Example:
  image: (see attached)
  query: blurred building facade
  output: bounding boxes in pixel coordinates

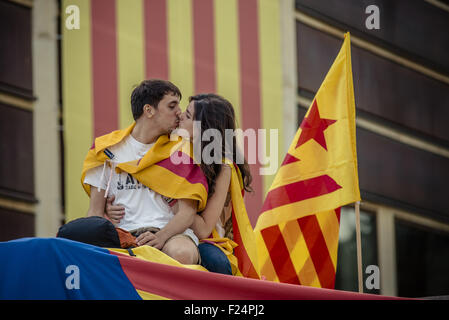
[1,0,448,298]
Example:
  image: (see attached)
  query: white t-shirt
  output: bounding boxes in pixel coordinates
[83,134,198,244]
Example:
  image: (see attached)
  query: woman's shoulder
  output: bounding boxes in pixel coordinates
[218,158,232,171]
[222,158,234,166]
[220,163,232,178]
[222,162,232,169]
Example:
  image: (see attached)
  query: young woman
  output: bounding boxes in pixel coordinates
[177,94,252,274]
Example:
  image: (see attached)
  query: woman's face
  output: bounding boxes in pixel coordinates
[178,101,195,139]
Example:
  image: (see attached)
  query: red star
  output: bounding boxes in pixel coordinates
[296,100,336,150]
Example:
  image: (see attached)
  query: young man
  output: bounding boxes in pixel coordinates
[83,79,200,264]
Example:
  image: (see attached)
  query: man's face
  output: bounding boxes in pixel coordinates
[152,93,181,133]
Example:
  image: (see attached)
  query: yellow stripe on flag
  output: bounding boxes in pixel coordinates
[281,219,321,287]
[316,210,340,270]
[167,0,194,107]
[258,0,283,197]
[255,231,279,282]
[256,190,342,232]
[136,289,170,300]
[110,246,208,272]
[62,0,93,222]
[280,220,313,284]
[214,0,241,125]
[298,257,321,287]
[116,0,145,129]
[229,164,259,276]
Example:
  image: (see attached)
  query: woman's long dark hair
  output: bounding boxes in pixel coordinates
[189,94,252,199]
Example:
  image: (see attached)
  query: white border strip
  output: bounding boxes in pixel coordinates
[0,196,35,214]
[362,200,449,234]
[425,0,449,13]
[0,93,33,111]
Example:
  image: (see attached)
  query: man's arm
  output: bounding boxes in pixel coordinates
[86,187,107,218]
[84,165,109,219]
[136,198,197,249]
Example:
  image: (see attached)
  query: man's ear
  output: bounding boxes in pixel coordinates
[144,104,155,118]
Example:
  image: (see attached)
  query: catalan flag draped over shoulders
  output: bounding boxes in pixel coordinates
[81,123,209,211]
[228,163,260,279]
[254,33,361,288]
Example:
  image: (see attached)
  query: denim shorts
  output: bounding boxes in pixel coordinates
[198,242,232,275]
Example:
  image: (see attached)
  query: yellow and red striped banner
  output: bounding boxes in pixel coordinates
[254,33,361,288]
[80,126,209,211]
[62,0,283,223]
[2,237,408,299]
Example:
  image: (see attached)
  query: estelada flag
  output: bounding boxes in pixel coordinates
[254,33,361,288]
[81,123,209,211]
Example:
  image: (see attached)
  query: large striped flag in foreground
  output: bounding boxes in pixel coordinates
[0,237,403,300]
[254,33,361,288]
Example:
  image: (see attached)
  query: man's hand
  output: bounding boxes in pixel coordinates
[136,231,169,250]
[135,198,198,250]
[105,195,125,224]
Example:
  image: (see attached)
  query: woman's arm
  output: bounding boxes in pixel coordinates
[144,199,198,250]
[190,165,231,239]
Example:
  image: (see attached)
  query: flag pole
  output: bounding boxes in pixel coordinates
[355,201,363,293]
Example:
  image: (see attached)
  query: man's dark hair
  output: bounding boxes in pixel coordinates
[130,79,182,120]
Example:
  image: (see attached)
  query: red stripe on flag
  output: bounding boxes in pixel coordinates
[232,207,259,279]
[109,250,392,299]
[91,0,119,137]
[144,0,168,79]
[281,153,301,166]
[193,0,216,93]
[155,151,208,192]
[261,175,342,213]
[298,215,336,289]
[260,225,301,284]
[238,0,263,226]
[335,207,341,224]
